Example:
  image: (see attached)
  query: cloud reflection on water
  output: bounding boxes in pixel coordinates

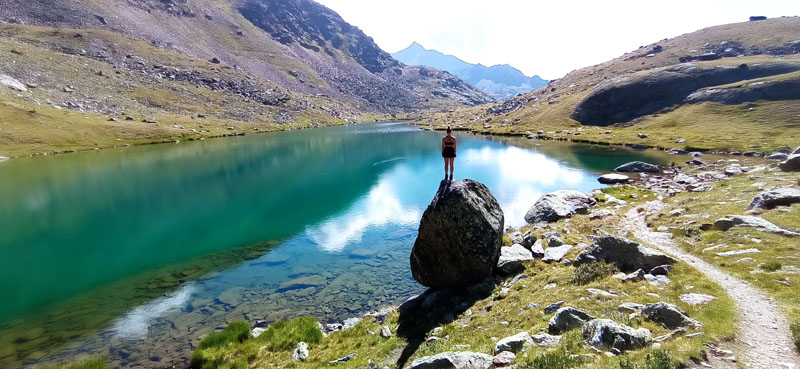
[109,283,196,340]
[305,144,589,252]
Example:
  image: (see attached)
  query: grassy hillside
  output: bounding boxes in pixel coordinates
[420,18,800,152]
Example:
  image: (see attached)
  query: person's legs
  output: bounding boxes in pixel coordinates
[443,157,449,178]
[447,157,454,178]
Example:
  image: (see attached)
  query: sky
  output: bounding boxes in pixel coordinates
[315,0,798,80]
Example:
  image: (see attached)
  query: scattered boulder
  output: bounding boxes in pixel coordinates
[621,269,646,283]
[644,274,671,286]
[598,173,631,184]
[531,333,561,347]
[380,326,392,338]
[409,351,493,369]
[329,353,357,364]
[642,302,700,329]
[542,245,573,263]
[748,188,800,210]
[543,301,565,314]
[794,146,800,155]
[529,240,545,258]
[492,351,515,367]
[277,275,325,292]
[614,161,660,173]
[589,209,615,220]
[548,307,595,334]
[496,244,533,274]
[649,265,672,276]
[524,190,596,223]
[574,235,677,272]
[411,180,504,288]
[717,248,761,257]
[618,303,646,314]
[582,319,652,352]
[779,155,800,172]
[292,342,309,361]
[767,153,789,160]
[714,215,799,237]
[1,74,27,92]
[680,294,716,305]
[494,332,533,354]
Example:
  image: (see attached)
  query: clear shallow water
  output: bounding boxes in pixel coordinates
[0,122,673,367]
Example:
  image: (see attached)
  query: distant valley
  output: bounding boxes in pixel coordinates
[392,42,547,99]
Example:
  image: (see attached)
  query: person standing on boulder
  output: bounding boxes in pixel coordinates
[442,126,457,180]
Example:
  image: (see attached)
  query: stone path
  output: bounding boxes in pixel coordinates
[622,201,800,369]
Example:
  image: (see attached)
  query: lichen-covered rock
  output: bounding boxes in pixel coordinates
[524,190,596,223]
[748,188,800,209]
[642,302,700,329]
[582,319,652,352]
[494,332,533,354]
[496,244,534,274]
[614,161,660,173]
[411,180,504,288]
[574,235,677,272]
[542,245,573,263]
[409,351,493,369]
[548,307,595,334]
[292,342,309,361]
[714,215,799,237]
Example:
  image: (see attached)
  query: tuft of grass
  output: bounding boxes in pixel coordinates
[520,350,585,369]
[792,320,800,352]
[618,350,676,369]
[197,320,251,350]
[35,357,106,369]
[257,316,323,351]
[571,262,618,285]
[759,261,782,272]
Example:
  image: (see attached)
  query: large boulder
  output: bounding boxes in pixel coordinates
[574,235,677,272]
[548,307,595,334]
[411,180,504,288]
[614,161,660,173]
[409,351,493,369]
[779,154,800,172]
[496,245,534,274]
[642,302,700,329]
[582,319,651,352]
[524,190,596,223]
[542,245,573,263]
[749,188,800,209]
[714,215,799,237]
[598,173,631,184]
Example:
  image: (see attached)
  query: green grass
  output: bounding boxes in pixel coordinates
[35,357,106,369]
[197,320,251,350]
[519,350,585,369]
[257,317,323,351]
[618,350,676,369]
[759,261,783,272]
[571,263,618,285]
[792,320,800,352]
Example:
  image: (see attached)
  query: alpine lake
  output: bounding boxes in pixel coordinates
[0,122,677,368]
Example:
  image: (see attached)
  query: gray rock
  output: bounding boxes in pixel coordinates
[409,351,493,369]
[329,353,357,364]
[524,190,596,223]
[587,288,617,298]
[251,327,266,338]
[644,274,671,286]
[794,146,800,155]
[543,245,573,263]
[292,342,309,361]
[615,161,661,173]
[598,174,631,184]
[509,232,524,246]
[582,319,652,352]
[0,74,26,92]
[530,240,545,258]
[0,156,9,162]
[496,244,533,274]
[749,188,800,209]
[621,269,645,283]
[343,317,362,330]
[411,180,504,288]
[649,265,672,276]
[546,235,565,247]
[717,248,761,257]
[779,154,800,172]
[452,344,471,350]
[543,301,565,314]
[714,215,799,237]
[766,153,789,160]
[494,332,533,354]
[548,307,595,334]
[574,235,677,272]
[642,302,700,329]
[531,333,561,347]
[277,275,325,292]
[492,351,515,367]
[589,209,615,220]
[380,326,392,338]
[680,293,716,305]
[618,302,646,313]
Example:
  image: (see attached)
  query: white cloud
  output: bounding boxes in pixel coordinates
[317,0,798,79]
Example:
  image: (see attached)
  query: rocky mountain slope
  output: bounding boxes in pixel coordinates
[422,17,800,152]
[0,0,490,157]
[393,42,547,99]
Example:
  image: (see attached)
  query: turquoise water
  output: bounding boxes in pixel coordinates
[0,122,672,367]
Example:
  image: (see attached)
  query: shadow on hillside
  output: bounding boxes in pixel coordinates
[394,277,494,368]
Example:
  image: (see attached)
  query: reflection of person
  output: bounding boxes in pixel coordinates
[441,126,457,180]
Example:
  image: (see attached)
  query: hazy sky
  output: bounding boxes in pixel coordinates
[315,0,797,80]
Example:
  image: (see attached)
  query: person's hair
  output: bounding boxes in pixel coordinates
[446,126,452,134]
